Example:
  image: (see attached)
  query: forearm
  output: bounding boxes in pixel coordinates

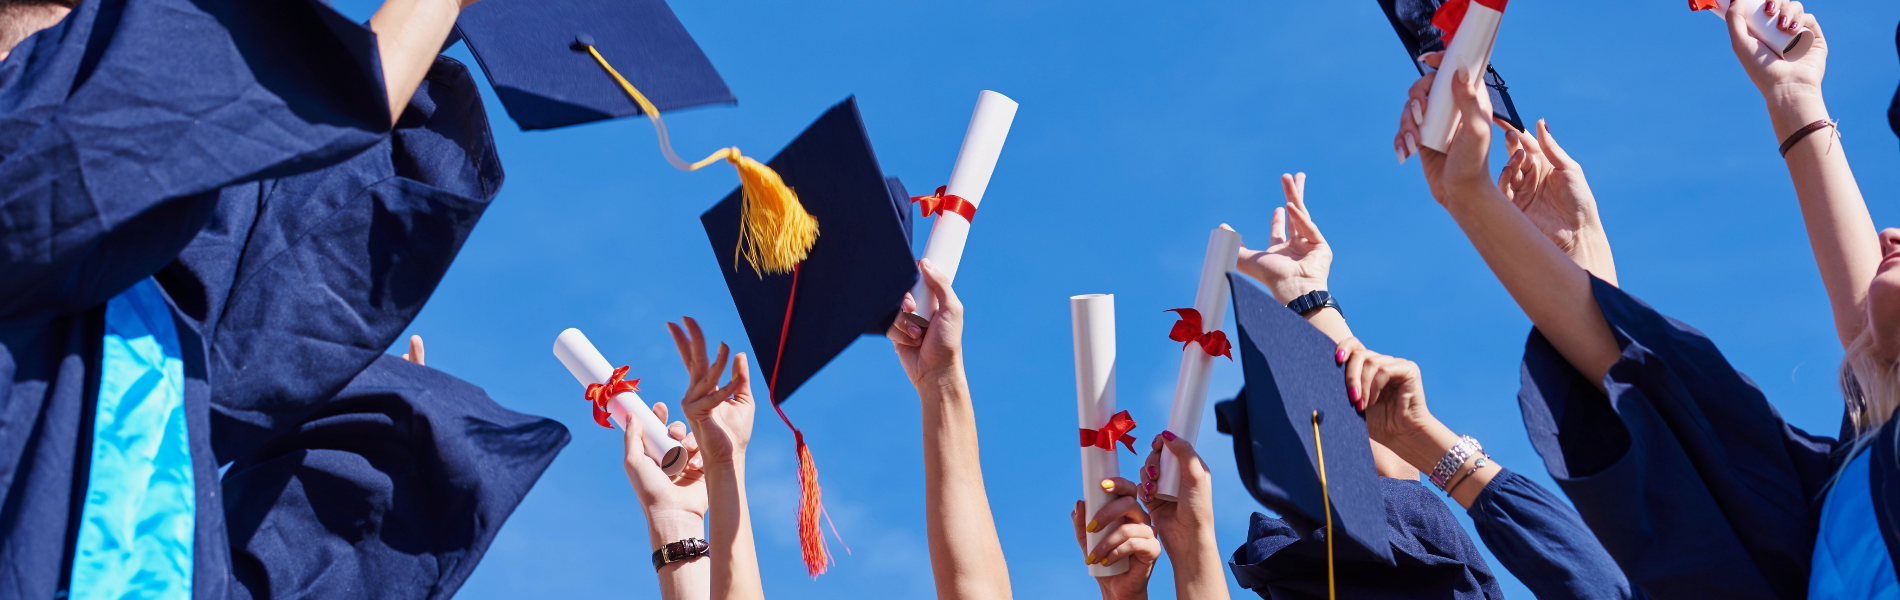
[1768,90,1878,348]
[705,460,764,600]
[648,511,711,600]
[1384,417,1499,510]
[919,364,1012,600]
[368,0,463,125]
[1169,529,1231,600]
[1571,228,1619,288]
[1444,186,1620,386]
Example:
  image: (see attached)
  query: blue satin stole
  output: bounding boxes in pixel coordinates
[1810,448,1900,599]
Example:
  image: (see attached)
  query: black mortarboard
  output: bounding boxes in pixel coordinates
[1889,22,1899,142]
[701,96,916,405]
[455,0,735,131]
[698,96,915,577]
[1214,273,1393,566]
[1375,0,1525,132]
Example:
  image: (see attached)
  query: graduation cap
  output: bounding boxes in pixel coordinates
[1214,273,1394,572]
[699,96,917,577]
[1375,0,1525,131]
[457,0,819,277]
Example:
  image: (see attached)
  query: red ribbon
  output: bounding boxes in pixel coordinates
[583,365,640,429]
[1167,308,1232,360]
[1687,0,1718,10]
[1081,410,1139,454]
[1430,0,1509,45]
[911,186,977,223]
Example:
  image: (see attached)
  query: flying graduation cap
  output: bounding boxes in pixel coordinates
[457,0,821,277]
[1214,274,1393,573]
[700,96,918,577]
[1375,0,1526,131]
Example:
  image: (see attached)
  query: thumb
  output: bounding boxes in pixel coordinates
[623,417,673,492]
[918,259,962,319]
[1450,69,1493,150]
[1725,0,1763,58]
[1158,431,1210,481]
[1536,119,1579,170]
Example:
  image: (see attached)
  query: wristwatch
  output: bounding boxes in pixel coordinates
[652,537,710,571]
[1285,290,1341,317]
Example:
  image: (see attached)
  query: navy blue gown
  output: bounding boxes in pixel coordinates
[1469,468,1642,600]
[0,1,568,597]
[1516,276,1861,600]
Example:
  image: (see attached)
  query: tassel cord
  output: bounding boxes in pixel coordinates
[582,44,730,172]
[1312,411,1334,600]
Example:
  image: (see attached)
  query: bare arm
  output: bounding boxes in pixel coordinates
[367,0,468,126]
[673,319,765,600]
[889,260,1012,600]
[1408,68,1623,387]
[1726,2,1877,348]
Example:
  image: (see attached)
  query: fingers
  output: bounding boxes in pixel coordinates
[1344,346,1370,410]
[667,321,698,380]
[1071,500,1088,550]
[1090,494,1150,534]
[1155,430,1210,484]
[723,353,752,404]
[1448,68,1493,153]
[1775,1,1805,33]
[621,416,671,491]
[888,293,924,347]
[1418,50,1443,70]
[1268,206,1287,248]
[684,316,708,374]
[707,342,732,388]
[652,401,668,423]
[917,258,962,319]
[1398,70,1435,163]
[1089,523,1160,567]
[667,419,689,442]
[1725,0,1764,58]
[1536,119,1579,170]
[403,335,425,365]
[1365,356,1415,412]
[1280,172,1303,207]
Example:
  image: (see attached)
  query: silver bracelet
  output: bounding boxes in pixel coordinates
[1430,436,1482,491]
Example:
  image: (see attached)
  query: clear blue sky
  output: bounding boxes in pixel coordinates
[330,0,1900,597]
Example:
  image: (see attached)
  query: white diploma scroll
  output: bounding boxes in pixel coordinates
[909,90,1018,321]
[1419,0,1505,152]
[552,328,686,476]
[1707,0,1812,61]
[1071,294,1129,578]
[1156,226,1242,502]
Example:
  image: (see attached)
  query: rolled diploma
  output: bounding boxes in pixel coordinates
[1708,0,1812,61]
[1418,0,1504,152]
[910,90,1018,320]
[552,328,685,476]
[1072,294,1129,578]
[1156,226,1241,502]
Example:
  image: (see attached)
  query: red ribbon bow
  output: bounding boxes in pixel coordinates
[1430,0,1509,45]
[1080,410,1139,453]
[911,186,977,223]
[583,365,641,429]
[1167,308,1232,360]
[1687,0,1718,10]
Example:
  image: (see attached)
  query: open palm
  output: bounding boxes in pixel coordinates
[1237,173,1332,304]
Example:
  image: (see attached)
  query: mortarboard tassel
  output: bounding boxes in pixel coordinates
[1311,410,1335,600]
[767,263,845,577]
[581,41,819,276]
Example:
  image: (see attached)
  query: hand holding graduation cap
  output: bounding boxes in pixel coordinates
[1237,173,1332,305]
[887,259,965,388]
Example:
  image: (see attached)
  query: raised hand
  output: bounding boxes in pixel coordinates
[1071,481,1159,600]
[1497,119,1618,285]
[1412,67,1501,206]
[623,402,708,519]
[669,317,753,466]
[886,258,965,389]
[1728,0,1825,107]
[400,334,425,365]
[1237,173,1333,304]
[1338,341,1436,449]
[1136,432,1230,600]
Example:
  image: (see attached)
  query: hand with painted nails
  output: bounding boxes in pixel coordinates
[1402,63,1502,208]
[887,258,965,389]
[1138,432,1231,600]
[1393,51,1442,166]
[1727,1,1826,108]
[1070,479,1159,600]
[1236,173,1333,305]
[670,317,754,466]
[1338,342,1439,457]
[1496,119,1618,286]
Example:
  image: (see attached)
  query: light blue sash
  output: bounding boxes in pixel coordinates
[69,278,194,600]
[1809,449,1899,599]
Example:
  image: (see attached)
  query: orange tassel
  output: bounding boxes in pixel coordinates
[791,427,830,577]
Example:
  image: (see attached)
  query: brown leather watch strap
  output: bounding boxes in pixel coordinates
[651,537,710,571]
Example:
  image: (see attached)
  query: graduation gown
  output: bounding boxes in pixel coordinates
[1516,276,1863,600]
[0,1,569,595]
[1468,468,1642,600]
[1229,476,1506,600]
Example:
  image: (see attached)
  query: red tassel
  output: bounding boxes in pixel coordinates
[790,426,829,577]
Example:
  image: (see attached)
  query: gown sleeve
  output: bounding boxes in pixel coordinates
[1517,276,1841,600]
[218,355,569,600]
[154,55,502,464]
[0,0,390,323]
[1467,467,1643,600]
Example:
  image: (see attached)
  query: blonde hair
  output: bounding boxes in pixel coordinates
[1840,329,1900,437]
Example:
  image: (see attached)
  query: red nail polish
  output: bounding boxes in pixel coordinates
[1162,430,1177,441]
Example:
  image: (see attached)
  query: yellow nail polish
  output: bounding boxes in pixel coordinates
[1100,479,1114,491]
[1086,519,1099,533]
[1085,553,1095,565]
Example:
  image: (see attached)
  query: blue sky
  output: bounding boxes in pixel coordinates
[330,0,1900,597]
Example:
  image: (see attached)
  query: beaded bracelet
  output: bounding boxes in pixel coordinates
[1430,436,1481,491]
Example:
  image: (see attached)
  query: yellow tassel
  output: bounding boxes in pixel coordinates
[1313,410,1334,600]
[582,43,819,276]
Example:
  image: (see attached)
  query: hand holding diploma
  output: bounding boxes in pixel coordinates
[906,91,1018,327]
[1156,225,1240,502]
[1699,0,1814,61]
[1418,0,1506,152]
[554,328,687,476]
[1072,293,1131,577]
